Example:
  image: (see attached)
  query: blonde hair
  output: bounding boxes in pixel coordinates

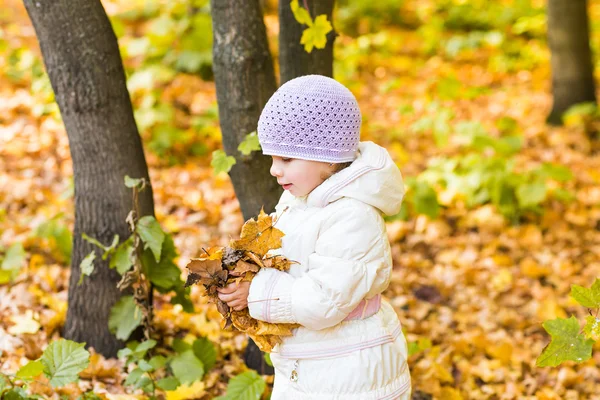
[321,161,353,181]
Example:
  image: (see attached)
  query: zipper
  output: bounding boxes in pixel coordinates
[289,359,299,382]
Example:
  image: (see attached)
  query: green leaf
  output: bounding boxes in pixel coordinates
[3,388,28,400]
[216,370,266,400]
[117,347,133,360]
[156,376,180,391]
[142,235,181,291]
[35,217,72,262]
[124,368,144,386]
[171,286,194,313]
[138,359,154,372]
[192,337,217,372]
[408,337,432,356]
[411,181,440,219]
[584,315,600,340]
[536,316,594,367]
[81,233,109,252]
[108,296,143,341]
[16,360,44,379]
[136,216,165,262]
[78,251,96,285]
[0,373,10,392]
[552,188,575,202]
[537,163,573,182]
[516,181,547,208]
[110,238,134,275]
[571,279,600,308]
[134,339,158,355]
[238,131,261,156]
[264,353,272,367]
[149,355,167,370]
[172,338,192,353]
[300,15,332,53]
[40,339,90,387]
[290,0,313,26]
[1,243,26,271]
[211,150,236,175]
[124,175,145,189]
[170,350,204,385]
[136,375,154,392]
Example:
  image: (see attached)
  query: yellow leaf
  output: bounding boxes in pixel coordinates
[166,381,206,400]
[433,363,454,384]
[262,255,295,271]
[300,15,332,53]
[440,387,464,400]
[486,340,513,364]
[536,298,567,321]
[290,0,313,26]
[230,210,284,257]
[492,254,513,267]
[230,309,299,352]
[8,310,41,335]
[520,257,551,278]
[490,269,513,292]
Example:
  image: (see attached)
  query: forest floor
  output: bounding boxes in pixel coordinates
[3,0,600,399]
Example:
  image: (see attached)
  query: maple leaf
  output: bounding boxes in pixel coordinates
[185,257,227,287]
[300,15,332,53]
[230,209,284,257]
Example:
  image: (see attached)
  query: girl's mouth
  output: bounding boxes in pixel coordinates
[282,184,292,190]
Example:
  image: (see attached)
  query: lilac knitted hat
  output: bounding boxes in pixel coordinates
[257,75,362,163]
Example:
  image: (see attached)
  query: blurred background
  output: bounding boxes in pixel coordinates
[2,0,600,398]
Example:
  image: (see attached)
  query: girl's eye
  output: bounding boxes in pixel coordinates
[281,158,292,162]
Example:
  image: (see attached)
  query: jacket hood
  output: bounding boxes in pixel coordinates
[303,141,405,216]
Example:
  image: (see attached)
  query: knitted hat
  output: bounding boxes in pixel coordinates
[257,75,362,163]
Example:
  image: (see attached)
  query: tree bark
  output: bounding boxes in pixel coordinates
[279,0,336,84]
[210,0,282,220]
[210,0,281,374]
[23,0,154,357]
[547,0,596,125]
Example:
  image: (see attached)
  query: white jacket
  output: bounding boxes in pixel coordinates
[248,142,411,399]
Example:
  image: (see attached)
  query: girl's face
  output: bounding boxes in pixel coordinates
[270,156,334,197]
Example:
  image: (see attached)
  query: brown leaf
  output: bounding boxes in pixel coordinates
[230,209,284,257]
[222,247,245,267]
[244,251,265,268]
[262,255,295,271]
[186,258,225,286]
[216,298,230,317]
[229,260,260,277]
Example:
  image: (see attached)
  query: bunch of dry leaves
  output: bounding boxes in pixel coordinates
[184,210,298,352]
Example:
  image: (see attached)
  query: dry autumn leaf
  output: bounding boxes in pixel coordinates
[184,211,297,351]
[229,209,284,257]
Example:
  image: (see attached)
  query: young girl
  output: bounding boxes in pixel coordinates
[218,75,411,399]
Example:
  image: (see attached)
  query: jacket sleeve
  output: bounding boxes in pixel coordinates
[247,204,391,330]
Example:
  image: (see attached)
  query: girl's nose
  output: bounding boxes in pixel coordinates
[270,162,281,177]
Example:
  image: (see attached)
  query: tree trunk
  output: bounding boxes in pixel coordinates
[210,0,282,220]
[279,0,336,84]
[210,0,281,374]
[547,0,596,125]
[23,0,154,357]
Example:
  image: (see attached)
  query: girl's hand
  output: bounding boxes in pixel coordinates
[217,281,250,311]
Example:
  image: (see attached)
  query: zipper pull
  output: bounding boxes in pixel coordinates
[289,360,299,382]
